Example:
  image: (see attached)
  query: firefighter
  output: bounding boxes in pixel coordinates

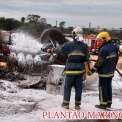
[0,31,10,77]
[48,27,90,109]
[91,31,119,109]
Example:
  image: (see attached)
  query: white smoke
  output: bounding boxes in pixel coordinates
[10,32,42,54]
[17,53,26,66]
[25,54,33,65]
[34,55,42,65]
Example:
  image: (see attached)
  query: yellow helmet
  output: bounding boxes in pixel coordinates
[97,31,111,42]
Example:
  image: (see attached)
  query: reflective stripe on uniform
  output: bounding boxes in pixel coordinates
[68,52,85,57]
[106,54,117,59]
[75,101,81,106]
[64,70,85,75]
[107,101,112,104]
[100,102,108,105]
[75,101,81,104]
[99,73,114,78]
[63,100,70,103]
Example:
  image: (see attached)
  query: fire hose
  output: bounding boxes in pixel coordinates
[115,68,122,78]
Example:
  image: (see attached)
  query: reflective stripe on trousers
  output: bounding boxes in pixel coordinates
[64,70,85,75]
[99,73,114,78]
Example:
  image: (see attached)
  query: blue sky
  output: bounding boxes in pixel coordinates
[0,0,122,28]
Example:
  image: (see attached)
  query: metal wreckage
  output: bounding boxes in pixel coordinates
[0,28,69,92]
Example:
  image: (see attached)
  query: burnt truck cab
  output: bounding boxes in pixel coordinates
[90,38,121,54]
[90,39,103,54]
[0,31,11,76]
[0,44,10,71]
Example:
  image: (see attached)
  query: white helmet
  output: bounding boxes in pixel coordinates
[72,27,83,36]
[72,27,83,41]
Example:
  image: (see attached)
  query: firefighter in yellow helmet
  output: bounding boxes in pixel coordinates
[91,31,119,109]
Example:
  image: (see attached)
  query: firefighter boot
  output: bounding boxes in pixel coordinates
[75,105,81,110]
[107,103,111,108]
[95,104,107,109]
[61,103,69,109]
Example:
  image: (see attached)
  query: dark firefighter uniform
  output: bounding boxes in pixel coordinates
[55,40,90,109]
[92,32,119,109]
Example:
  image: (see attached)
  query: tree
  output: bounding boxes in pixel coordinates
[59,21,66,32]
[5,18,21,30]
[27,14,40,24]
[0,17,6,29]
[40,18,47,24]
[59,21,66,28]
[21,17,25,23]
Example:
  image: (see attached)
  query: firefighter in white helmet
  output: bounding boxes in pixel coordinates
[72,26,84,41]
[47,26,90,110]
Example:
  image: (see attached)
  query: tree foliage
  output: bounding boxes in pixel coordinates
[27,14,40,24]
[0,17,21,31]
[21,17,25,23]
[1,15,122,40]
[5,18,21,30]
[0,17,6,29]
[0,15,51,38]
[59,21,65,28]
